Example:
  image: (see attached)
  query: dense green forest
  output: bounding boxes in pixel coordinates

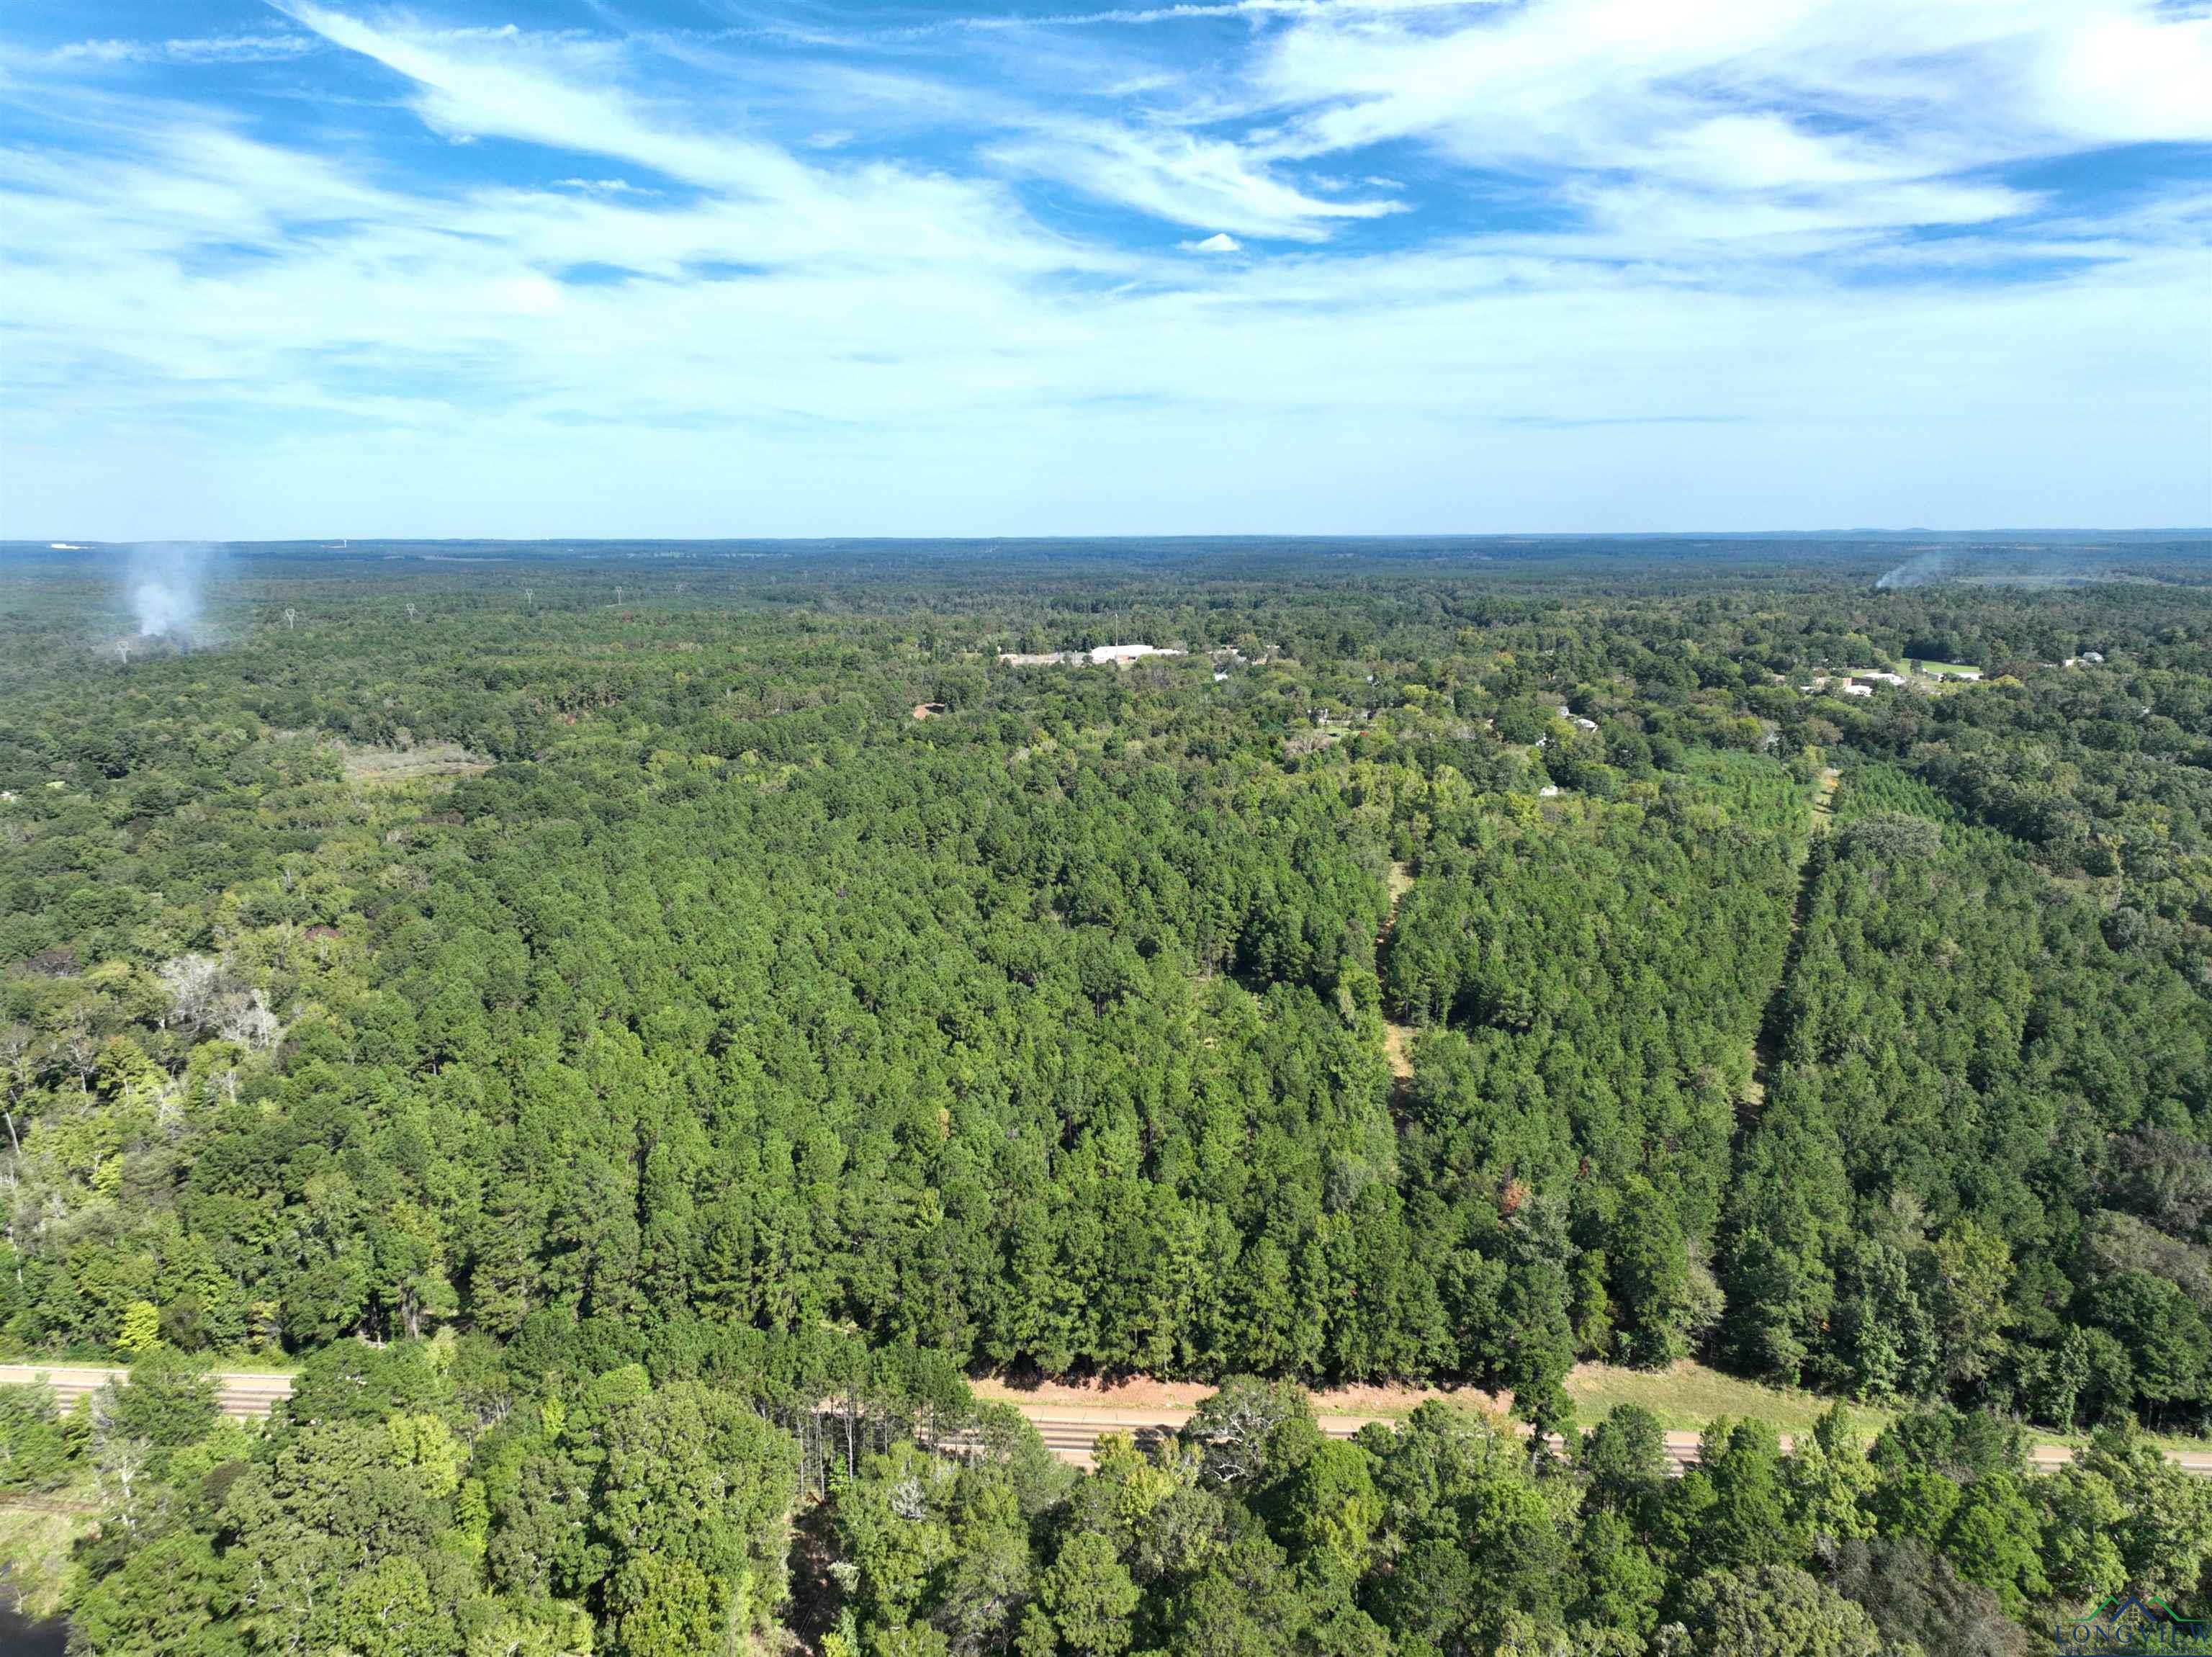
[14,1339,2212,1657]
[3,535,2210,1653]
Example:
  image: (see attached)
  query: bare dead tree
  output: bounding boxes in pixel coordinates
[0,1026,29,1155]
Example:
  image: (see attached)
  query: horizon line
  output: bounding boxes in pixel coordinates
[6,529,2210,548]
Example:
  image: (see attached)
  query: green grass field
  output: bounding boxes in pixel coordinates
[1565,1360,1894,1439]
[0,1496,95,1620]
[1564,1361,2212,1458]
[1907,660,1982,677]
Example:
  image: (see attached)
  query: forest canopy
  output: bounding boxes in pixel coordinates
[2,534,2209,1653]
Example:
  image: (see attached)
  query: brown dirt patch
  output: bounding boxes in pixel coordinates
[973,1374,1213,1410]
[1383,1021,1416,1082]
[1811,765,1841,825]
[970,1373,1506,1420]
[1311,1380,1506,1419]
[338,742,493,783]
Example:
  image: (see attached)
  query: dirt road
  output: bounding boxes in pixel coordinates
[0,1363,292,1420]
[8,1365,2207,1476]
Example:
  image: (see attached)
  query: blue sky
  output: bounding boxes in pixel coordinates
[1,0,2208,537]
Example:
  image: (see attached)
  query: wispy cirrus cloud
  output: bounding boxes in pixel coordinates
[986,121,1401,241]
[0,0,2204,536]
[932,0,1509,32]
[50,32,318,65]
[1257,0,2212,247]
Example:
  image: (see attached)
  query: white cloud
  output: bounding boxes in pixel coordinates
[271,5,1112,278]
[0,0,2205,535]
[273,3,789,192]
[1238,0,2212,277]
[989,121,1400,239]
[943,0,1508,33]
[52,33,316,66]
[1258,0,2212,224]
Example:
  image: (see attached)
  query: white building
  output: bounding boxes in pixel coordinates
[1088,644,1184,665]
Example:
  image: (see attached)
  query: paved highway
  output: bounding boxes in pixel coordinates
[7,1365,2209,1476]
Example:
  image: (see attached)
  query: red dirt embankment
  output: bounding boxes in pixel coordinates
[970,1373,1507,1419]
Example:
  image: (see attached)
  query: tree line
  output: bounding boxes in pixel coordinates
[12,1334,2209,1655]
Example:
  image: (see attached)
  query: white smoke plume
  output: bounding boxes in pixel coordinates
[1875,550,1952,589]
[125,542,219,639]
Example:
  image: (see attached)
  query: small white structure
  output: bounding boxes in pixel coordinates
[1538,785,1561,798]
[1002,644,1188,667]
[1570,716,1599,732]
[2083,652,2104,664]
[1840,683,1874,698]
[1855,671,1908,688]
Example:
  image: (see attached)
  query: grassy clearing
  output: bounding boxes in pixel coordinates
[1907,660,1982,678]
[1560,1362,2212,1460]
[1810,765,1841,825]
[1308,1361,1896,1440]
[0,1499,92,1620]
[337,740,493,783]
[1564,1360,1895,1440]
[1378,862,1419,1085]
[1381,1022,1416,1081]
[2039,1422,2212,1458]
